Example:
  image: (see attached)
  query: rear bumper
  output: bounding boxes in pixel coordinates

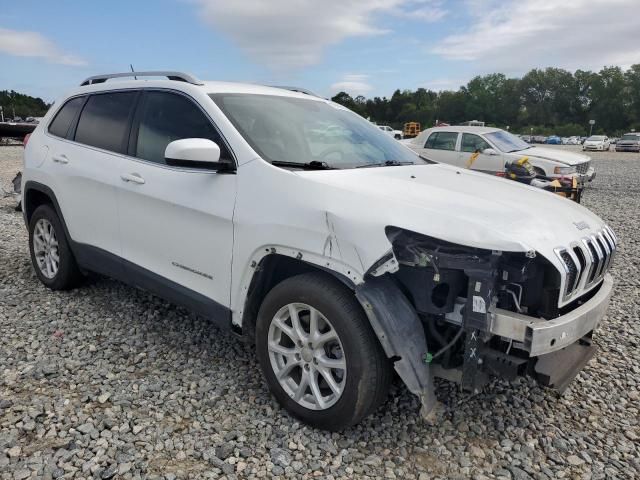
[490,274,613,357]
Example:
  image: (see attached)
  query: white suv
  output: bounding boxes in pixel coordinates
[22,72,616,430]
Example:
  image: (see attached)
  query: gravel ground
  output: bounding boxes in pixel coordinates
[1,145,639,480]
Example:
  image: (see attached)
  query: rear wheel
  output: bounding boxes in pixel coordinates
[255,273,391,430]
[29,204,82,290]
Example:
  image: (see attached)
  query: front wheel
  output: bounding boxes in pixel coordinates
[255,273,391,430]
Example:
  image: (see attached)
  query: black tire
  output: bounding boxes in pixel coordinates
[28,204,82,290]
[255,272,391,430]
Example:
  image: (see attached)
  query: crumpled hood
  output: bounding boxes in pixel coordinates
[297,163,605,270]
[512,146,590,166]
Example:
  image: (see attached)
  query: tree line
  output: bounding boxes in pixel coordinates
[0,90,50,120]
[331,65,640,136]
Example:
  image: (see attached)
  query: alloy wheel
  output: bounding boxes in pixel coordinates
[267,303,346,410]
[33,218,59,279]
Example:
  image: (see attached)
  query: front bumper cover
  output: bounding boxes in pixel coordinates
[490,274,613,356]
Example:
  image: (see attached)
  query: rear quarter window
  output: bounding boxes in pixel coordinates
[74,91,137,153]
[48,97,85,138]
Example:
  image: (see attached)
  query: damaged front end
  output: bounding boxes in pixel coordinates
[356,227,613,418]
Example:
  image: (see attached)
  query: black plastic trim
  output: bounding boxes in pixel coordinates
[72,243,231,330]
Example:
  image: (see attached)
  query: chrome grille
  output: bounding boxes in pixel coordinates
[555,225,616,303]
[576,161,590,175]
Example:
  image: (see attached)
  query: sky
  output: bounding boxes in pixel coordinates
[1,0,639,102]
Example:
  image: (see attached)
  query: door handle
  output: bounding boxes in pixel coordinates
[52,154,68,164]
[120,173,145,185]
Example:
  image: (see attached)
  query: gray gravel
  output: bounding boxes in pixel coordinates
[1,145,639,479]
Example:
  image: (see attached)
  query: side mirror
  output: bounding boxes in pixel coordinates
[483,148,499,156]
[165,138,235,172]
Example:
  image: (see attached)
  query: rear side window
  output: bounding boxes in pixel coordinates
[75,92,137,153]
[134,91,230,164]
[48,97,85,138]
[424,132,458,151]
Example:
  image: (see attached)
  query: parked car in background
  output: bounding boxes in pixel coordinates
[615,133,640,152]
[583,136,610,151]
[561,137,580,145]
[377,125,403,140]
[520,135,532,143]
[405,126,595,181]
[532,135,548,144]
[546,135,562,145]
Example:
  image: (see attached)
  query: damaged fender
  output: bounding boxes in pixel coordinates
[355,274,438,418]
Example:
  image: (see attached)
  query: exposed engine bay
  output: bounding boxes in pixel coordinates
[379,226,608,398]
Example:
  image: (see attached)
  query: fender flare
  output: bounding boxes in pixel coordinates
[22,181,73,242]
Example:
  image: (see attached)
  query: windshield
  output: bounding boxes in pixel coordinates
[484,130,531,153]
[621,134,640,141]
[210,93,423,169]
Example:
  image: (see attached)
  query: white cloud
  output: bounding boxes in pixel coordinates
[330,74,374,94]
[430,0,640,73]
[195,0,447,69]
[0,27,86,66]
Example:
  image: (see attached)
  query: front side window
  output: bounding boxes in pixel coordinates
[75,92,137,153]
[211,93,422,169]
[135,91,229,165]
[425,132,458,151]
[461,133,491,153]
[48,97,85,138]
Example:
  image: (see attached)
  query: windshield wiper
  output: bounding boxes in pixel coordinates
[356,160,414,168]
[271,160,336,170]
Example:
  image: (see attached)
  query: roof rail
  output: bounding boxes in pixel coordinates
[80,71,204,86]
[272,85,319,97]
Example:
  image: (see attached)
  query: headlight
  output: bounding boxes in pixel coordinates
[554,166,576,175]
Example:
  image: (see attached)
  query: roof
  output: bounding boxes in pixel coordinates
[423,125,502,134]
[72,71,324,102]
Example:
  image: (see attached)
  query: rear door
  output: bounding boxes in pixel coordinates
[116,89,237,321]
[416,131,460,166]
[458,133,504,173]
[47,91,138,273]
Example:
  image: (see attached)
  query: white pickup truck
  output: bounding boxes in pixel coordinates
[377,125,403,140]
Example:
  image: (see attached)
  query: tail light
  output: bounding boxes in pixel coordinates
[23,133,31,147]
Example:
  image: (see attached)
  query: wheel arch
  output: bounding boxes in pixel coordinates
[23,182,76,253]
[237,252,356,338]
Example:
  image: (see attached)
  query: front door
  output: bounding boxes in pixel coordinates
[116,90,237,322]
[458,133,504,173]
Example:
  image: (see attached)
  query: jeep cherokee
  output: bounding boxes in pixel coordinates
[22,71,616,430]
